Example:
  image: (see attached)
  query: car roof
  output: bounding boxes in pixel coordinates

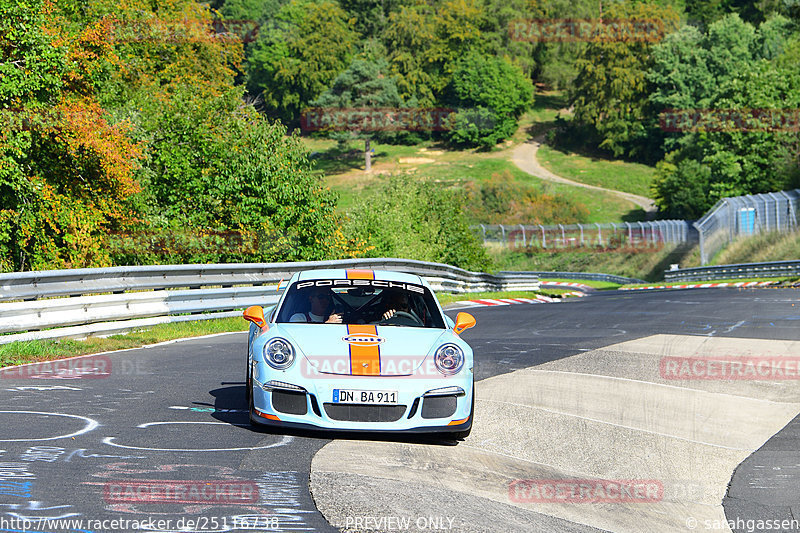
[292,268,428,286]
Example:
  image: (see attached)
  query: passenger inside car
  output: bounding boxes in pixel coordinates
[288,288,343,323]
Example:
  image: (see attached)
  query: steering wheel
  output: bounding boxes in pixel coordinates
[377,310,422,326]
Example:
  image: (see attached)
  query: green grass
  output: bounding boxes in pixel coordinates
[305,138,427,176]
[539,278,622,290]
[711,231,800,265]
[511,91,568,143]
[536,144,656,198]
[490,244,700,282]
[435,289,573,307]
[533,178,645,223]
[329,155,643,221]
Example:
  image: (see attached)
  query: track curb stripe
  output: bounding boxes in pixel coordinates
[620,281,779,291]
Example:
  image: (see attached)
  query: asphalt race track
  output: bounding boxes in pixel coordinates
[1,287,799,533]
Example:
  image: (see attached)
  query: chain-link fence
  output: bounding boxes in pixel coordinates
[694,190,800,265]
[474,220,697,250]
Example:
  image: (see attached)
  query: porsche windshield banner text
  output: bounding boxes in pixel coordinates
[295,279,425,293]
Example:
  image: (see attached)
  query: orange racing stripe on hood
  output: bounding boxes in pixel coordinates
[347,324,381,375]
[346,270,375,280]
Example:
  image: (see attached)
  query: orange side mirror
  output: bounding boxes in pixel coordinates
[243,305,266,328]
[454,312,476,335]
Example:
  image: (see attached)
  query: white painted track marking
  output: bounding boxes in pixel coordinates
[0,411,99,442]
[102,421,293,451]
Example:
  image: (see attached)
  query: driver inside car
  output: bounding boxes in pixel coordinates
[381,291,410,321]
[289,288,343,323]
[367,290,423,325]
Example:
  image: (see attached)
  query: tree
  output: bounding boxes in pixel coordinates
[142,85,346,258]
[1,0,143,271]
[445,51,534,148]
[220,0,284,22]
[381,0,484,107]
[649,14,800,217]
[648,25,714,152]
[570,1,681,158]
[311,57,404,171]
[246,0,359,124]
[1,0,368,270]
[338,0,401,38]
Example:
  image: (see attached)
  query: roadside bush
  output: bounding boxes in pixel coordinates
[463,171,590,224]
[344,176,491,272]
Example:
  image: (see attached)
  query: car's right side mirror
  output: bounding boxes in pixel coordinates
[243,305,266,328]
[454,312,476,335]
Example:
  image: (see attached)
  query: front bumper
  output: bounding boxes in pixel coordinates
[250,364,473,433]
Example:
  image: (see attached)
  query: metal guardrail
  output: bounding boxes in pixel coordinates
[664,260,800,282]
[0,259,540,344]
[504,271,646,285]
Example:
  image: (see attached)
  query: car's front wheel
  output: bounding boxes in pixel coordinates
[245,347,253,408]
[451,380,475,439]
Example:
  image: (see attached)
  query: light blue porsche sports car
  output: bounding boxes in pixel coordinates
[242,269,476,437]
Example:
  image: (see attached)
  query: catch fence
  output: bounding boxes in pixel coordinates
[475,220,696,250]
[694,190,800,265]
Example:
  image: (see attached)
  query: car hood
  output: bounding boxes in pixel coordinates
[274,324,450,376]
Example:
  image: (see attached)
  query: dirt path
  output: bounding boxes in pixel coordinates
[511,136,657,215]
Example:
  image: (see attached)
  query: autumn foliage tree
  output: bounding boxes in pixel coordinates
[0,0,142,271]
[0,0,368,271]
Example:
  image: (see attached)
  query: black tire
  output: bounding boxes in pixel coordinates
[245,344,252,407]
[451,380,475,439]
[248,391,256,426]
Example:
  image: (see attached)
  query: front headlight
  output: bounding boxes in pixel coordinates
[263,338,295,370]
[434,344,464,375]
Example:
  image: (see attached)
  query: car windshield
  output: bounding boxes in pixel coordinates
[275,279,445,328]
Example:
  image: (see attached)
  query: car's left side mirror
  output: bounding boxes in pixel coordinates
[243,305,266,328]
[453,312,476,335]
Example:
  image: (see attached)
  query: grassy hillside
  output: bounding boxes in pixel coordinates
[490,244,699,282]
[712,232,800,265]
[304,91,655,224]
[536,144,656,198]
[306,137,646,222]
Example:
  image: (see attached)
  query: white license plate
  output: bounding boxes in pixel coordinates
[333,389,398,405]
